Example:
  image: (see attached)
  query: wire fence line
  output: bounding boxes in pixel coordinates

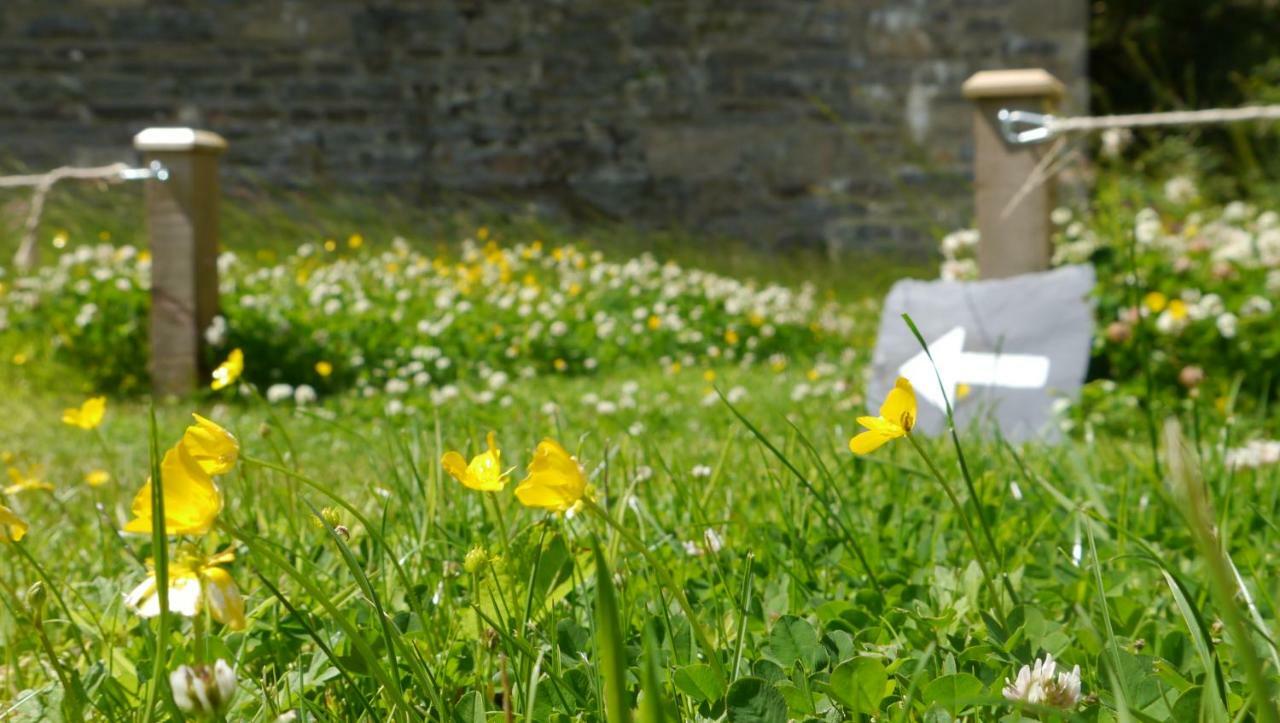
[0,162,166,271]
[995,102,1280,221]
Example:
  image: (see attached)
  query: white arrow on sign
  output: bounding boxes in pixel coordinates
[897,326,1050,411]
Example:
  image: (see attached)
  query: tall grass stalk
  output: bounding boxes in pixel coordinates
[1164,418,1280,723]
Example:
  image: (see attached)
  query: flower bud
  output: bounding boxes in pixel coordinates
[463,546,490,575]
[26,581,46,624]
[1105,321,1132,344]
[1178,365,1205,389]
[170,659,236,717]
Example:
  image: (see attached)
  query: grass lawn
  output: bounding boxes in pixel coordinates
[0,191,1276,722]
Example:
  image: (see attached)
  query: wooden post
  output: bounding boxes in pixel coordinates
[962,69,1064,279]
[133,128,227,396]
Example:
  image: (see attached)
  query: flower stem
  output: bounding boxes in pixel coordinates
[906,434,1007,625]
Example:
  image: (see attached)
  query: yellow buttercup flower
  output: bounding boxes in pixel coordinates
[62,396,106,430]
[515,439,588,513]
[210,349,243,391]
[0,504,28,541]
[125,548,245,630]
[1143,291,1168,313]
[441,432,508,492]
[85,469,111,487]
[124,443,222,537]
[5,465,53,494]
[1167,299,1188,321]
[347,233,364,249]
[849,376,917,455]
[315,360,333,378]
[181,415,239,476]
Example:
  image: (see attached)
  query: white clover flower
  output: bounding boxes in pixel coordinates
[1134,207,1162,245]
[940,258,978,281]
[691,464,712,478]
[170,659,236,716]
[385,378,410,395]
[703,527,724,553]
[1155,310,1187,335]
[1216,312,1238,339]
[204,315,228,346]
[1050,207,1073,226]
[1163,175,1197,205]
[74,303,98,328]
[1223,200,1251,221]
[1099,127,1131,158]
[1226,440,1280,470]
[385,399,405,416]
[266,384,294,404]
[294,385,317,405]
[1002,654,1081,709]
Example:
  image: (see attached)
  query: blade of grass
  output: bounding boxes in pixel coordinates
[592,539,631,723]
[139,404,168,723]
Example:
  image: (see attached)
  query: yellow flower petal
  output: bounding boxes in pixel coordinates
[182,414,239,476]
[442,432,508,492]
[441,451,469,484]
[0,504,28,541]
[515,439,587,512]
[85,469,111,487]
[200,566,246,630]
[849,377,916,456]
[849,430,895,455]
[211,349,244,391]
[880,377,917,432]
[124,443,222,536]
[62,396,106,430]
[5,466,52,494]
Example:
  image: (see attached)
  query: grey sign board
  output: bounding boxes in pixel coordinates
[867,264,1096,441]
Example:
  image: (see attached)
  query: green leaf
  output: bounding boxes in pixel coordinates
[829,657,889,715]
[921,673,983,714]
[724,678,788,723]
[674,664,725,703]
[452,690,485,723]
[638,621,669,723]
[767,615,821,669]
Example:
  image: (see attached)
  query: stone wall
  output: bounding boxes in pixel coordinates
[0,1,1087,254]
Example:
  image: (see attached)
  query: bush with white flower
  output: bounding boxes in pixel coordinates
[935,173,1280,415]
[0,234,866,398]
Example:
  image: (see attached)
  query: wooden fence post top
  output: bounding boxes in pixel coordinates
[133,127,228,154]
[962,69,1064,101]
